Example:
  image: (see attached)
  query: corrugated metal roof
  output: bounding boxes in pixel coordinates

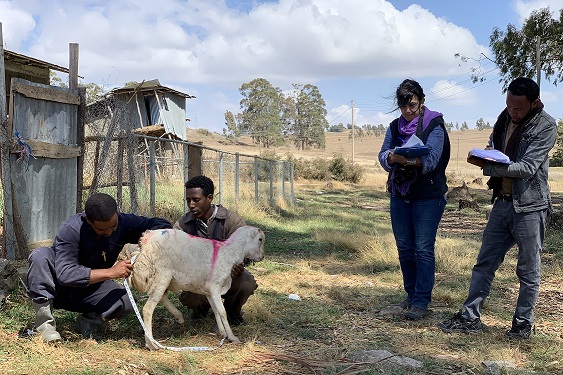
[110,79,196,99]
[4,49,70,74]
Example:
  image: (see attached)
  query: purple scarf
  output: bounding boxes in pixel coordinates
[397,106,443,145]
[391,106,443,196]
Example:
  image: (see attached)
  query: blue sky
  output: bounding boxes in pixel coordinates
[1,0,562,133]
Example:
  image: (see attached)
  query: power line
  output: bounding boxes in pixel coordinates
[326,106,352,125]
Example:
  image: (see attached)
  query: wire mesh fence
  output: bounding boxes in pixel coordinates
[82,99,294,223]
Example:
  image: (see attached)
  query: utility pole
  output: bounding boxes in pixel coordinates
[535,36,541,89]
[351,100,354,164]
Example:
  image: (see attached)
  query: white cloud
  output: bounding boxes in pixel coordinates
[0,1,36,50]
[514,0,563,21]
[1,0,488,88]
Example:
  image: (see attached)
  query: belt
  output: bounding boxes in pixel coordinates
[496,194,513,202]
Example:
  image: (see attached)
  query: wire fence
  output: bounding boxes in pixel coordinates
[82,99,294,223]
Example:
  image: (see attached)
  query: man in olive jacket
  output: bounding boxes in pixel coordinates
[174,175,258,326]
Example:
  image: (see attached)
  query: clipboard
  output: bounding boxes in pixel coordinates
[394,145,431,157]
[469,148,511,164]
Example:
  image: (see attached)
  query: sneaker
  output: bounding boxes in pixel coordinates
[506,320,532,339]
[76,312,106,338]
[191,308,210,320]
[398,298,412,310]
[405,306,427,320]
[437,311,483,334]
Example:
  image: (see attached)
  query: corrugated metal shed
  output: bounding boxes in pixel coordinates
[110,79,195,140]
[9,79,79,253]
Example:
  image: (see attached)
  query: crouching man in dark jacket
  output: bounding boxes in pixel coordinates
[26,193,171,342]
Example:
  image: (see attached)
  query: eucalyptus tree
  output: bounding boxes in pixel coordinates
[239,78,285,148]
[292,83,328,150]
[490,7,563,89]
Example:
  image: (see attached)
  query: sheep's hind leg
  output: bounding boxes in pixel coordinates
[160,292,184,324]
[207,292,240,343]
[142,281,171,350]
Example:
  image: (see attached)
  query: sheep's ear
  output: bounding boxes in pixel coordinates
[250,227,259,238]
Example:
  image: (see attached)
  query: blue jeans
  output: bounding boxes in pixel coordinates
[462,201,546,325]
[390,196,446,309]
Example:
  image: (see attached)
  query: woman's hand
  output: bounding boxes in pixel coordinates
[388,151,409,166]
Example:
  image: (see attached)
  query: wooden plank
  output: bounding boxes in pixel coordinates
[76,87,86,212]
[11,80,80,105]
[10,139,81,158]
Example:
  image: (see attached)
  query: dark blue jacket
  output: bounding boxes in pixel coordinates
[53,213,171,287]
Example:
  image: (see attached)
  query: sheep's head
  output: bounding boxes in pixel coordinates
[244,226,265,262]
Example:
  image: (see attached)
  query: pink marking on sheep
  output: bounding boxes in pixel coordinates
[207,240,227,283]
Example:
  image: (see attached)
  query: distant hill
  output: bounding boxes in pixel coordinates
[186,128,491,168]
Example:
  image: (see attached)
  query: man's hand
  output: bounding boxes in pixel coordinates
[231,263,244,278]
[89,259,133,284]
[111,259,133,278]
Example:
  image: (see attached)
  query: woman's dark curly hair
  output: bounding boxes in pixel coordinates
[395,79,425,109]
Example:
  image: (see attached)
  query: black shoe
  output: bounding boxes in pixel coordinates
[398,298,412,310]
[437,311,483,334]
[405,306,427,320]
[191,308,210,320]
[76,312,106,338]
[506,319,532,339]
[227,316,246,327]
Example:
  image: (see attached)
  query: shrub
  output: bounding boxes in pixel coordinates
[289,153,364,183]
[328,154,364,183]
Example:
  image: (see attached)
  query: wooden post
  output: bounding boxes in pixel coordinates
[116,135,124,207]
[254,157,258,204]
[218,151,223,205]
[235,153,239,204]
[68,43,79,90]
[281,161,285,201]
[76,87,86,212]
[128,134,139,214]
[269,160,274,206]
[0,22,16,258]
[149,140,156,216]
[89,139,101,194]
[290,161,295,206]
[183,142,189,213]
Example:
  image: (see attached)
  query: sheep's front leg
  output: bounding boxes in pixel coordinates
[207,291,240,343]
[160,292,184,324]
[142,281,170,350]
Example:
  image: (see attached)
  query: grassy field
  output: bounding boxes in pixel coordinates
[1,129,562,374]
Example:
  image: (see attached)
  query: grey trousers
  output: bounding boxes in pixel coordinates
[462,200,546,325]
[27,246,133,320]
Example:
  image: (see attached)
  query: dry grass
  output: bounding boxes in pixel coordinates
[1,128,562,374]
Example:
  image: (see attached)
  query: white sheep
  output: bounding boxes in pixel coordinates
[127,226,265,350]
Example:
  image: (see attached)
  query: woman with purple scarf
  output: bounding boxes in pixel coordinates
[378,79,450,320]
